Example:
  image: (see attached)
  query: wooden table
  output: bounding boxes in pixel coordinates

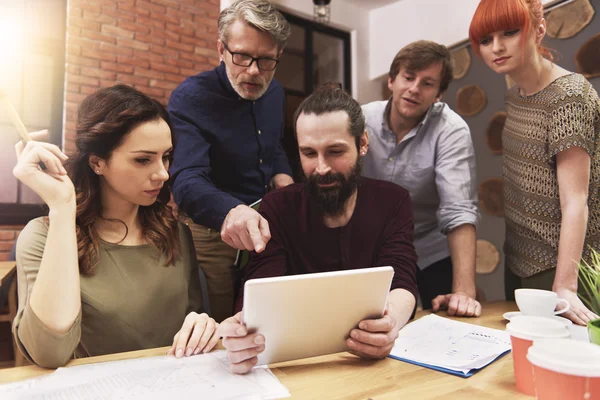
[0,261,16,286]
[0,301,525,399]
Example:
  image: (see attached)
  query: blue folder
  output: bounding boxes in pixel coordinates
[388,349,512,378]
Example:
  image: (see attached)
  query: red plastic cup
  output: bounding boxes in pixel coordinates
[527,339,600,400]
[505,316,570,396]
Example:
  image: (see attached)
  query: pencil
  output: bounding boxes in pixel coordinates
[0,90,32,143]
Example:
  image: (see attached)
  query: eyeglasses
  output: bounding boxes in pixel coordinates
[222,42,279,72]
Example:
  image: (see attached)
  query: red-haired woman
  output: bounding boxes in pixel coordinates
[469,0,600,325]
[12,85,219,368]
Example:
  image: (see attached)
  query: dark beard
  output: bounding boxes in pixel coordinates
[305,160,361,218]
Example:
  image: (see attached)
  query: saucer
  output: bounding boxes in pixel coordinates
[503,311,573,326]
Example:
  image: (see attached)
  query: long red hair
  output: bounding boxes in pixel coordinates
[469,0,553,61]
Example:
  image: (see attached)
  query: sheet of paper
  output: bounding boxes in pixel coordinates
[0,350,290,400]
[390,314,512,374]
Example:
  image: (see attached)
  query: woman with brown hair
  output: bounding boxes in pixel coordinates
[12,84,219,368]
[469,0,600,325]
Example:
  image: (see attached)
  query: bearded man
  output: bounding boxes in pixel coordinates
[219,84,419,374]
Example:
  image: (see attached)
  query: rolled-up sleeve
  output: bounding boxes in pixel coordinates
[434,122,479,234]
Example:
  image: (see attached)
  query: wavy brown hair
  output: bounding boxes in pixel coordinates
[65,84,180,275]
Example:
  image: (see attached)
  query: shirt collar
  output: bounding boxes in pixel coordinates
[383,97,436,136]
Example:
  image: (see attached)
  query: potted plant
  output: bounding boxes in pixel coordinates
[578,248,600,345]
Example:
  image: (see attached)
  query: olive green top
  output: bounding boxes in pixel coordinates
[12,217,203,368]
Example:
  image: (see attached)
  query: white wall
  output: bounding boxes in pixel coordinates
[368,0,559,80]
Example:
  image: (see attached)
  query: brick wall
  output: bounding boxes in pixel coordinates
[0,0,221,259]
[0,227,22,262]
[64,0,221,153]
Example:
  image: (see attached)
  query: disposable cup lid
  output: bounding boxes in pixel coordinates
[527,338,600,377]
[506,315,570,340]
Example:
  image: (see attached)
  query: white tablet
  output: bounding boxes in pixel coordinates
[242,266,394,365]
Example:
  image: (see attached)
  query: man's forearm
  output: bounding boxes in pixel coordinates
[447,224,477,298]
[388,288,416,329]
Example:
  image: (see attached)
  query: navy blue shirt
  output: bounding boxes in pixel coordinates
[168,63,292,230]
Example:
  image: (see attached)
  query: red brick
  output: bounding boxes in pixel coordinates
[136,15,165,31]
[69,37,100,49]
[137,0,166,15]
[165,57,193,69]
[100,79,118,87]
[67,54,102,67]
[118,20,151,35]
[135,67,164,79]
[133,49,164,62]
[64,120,77,131]
[100,42,134,57]
[181,35,203,46]
[80,85,98,95]
[164,72,185,83]
[150,0,181,8]
[79,2,102,13]
[81,67,117,80]
[80,29,117,44]
[194,46,216,58]
[151,46,178,58]
[70,74,101,87]
[0,252,9,262]
[81,47,117,62]
[150,63,179,74]
[65,81,81,93]
[83,10,117,26]
[69,16,101,32]
[0,242,15,252]
[101,24,134,39]
[153,28,179,42]
[0,231,15,241]
[180,67,201,77]
[69,6,83,18]
[65,90,89,103]
[67,44,82,56]
[135,33,165,47]
[149,79,179,91]
[165,39,194,53]
[101,61,134,74]
[67,65,81,76]
[116,0,136,10]
[181,4,211,16]
[117,55,150,68]
[117,38,150,51]
[102,6,137,21]
[116,74,150,86]
[179,51,205,62]
[160,9,182,25]
[133,85,164,98]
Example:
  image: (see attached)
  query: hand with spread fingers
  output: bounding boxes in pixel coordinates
[553,287,599,326]
[167,312,220,358]
[220,312,266,374]
[221,204,271,253]
[432,291,482,317]
[345,303,401,359]
[12,131,75,210]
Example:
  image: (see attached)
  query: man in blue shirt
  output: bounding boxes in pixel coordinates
[362,41,481,317]
[168,0,294,321]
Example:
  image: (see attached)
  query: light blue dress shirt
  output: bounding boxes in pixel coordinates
[361,100,479,270]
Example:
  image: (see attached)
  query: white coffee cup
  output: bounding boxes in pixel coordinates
[514,288,570,317]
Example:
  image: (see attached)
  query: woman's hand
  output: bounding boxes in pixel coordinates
[167,312,220,358]
[12,131,75,210]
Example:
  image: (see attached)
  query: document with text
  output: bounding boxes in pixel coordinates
[389,314,512,377]
[0,350,290,399]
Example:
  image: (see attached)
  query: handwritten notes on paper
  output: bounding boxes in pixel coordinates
[390,314,511,376]
[0,350,290,399]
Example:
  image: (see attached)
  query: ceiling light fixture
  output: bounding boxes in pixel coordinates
[313,0,331,24]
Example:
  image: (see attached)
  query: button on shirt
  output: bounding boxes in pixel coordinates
[168,62,292,230]
[361,100,479,269]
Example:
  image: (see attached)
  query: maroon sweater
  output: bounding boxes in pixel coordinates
[234,177,418,312]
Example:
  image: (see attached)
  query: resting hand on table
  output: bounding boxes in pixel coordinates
[167,312,219,358]
[553,286,599,326]
[346,303,401,359]
[220,311,265,374]
[431,291,482,317]
[221,205,271,253]
[12,132,75,210]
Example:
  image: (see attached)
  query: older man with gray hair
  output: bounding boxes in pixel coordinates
[169,0,294,322]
